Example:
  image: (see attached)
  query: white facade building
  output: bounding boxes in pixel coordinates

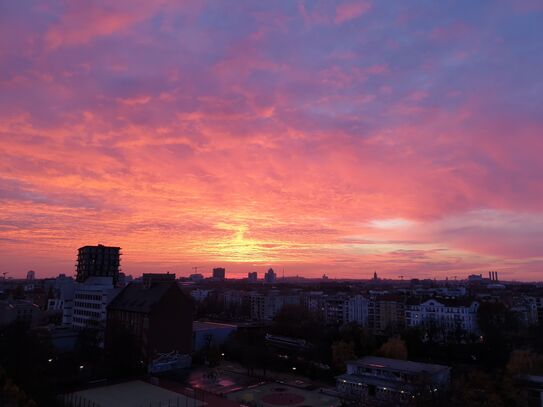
[190,288,212,303]
[70,277,119,330]
[405,298,479,336]
[346,295,369,326]
[250,291,300,320]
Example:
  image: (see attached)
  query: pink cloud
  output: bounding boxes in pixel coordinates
[1,1,542,281]
[334,1,371,24]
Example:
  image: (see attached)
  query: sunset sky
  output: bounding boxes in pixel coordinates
[1,1,543,280]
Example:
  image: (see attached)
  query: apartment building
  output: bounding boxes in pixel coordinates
[249,291,300,320]
[70,277,119,331]
[368,295,405,334]
[405,297,479,337]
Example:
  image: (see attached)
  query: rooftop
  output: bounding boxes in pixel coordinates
[349,356,450,375]
[107,282,181,313]
[193,321,237,331]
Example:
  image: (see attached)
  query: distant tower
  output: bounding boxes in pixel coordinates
[26,270,36,280]
[76,244,121,284]
[373,271,378,280]
[265,268,277,283]
[212,267,226,280]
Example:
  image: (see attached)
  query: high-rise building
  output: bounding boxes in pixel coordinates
[76,245,121,284]
[212,267,225,280]
[248,272,258,283]
[264,268,276,284]
[26,270,36,280]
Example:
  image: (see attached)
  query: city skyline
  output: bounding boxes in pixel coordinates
[1,1,543,280]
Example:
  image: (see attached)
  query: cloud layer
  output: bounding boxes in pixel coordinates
[1,1,542,280]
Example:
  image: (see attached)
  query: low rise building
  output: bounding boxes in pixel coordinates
[336,356,450,405]
[0,299,42,327]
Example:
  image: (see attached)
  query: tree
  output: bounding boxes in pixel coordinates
[339,323,377,357]
[206,343,221,367]
[506,349,543,376]
[272,304,321,340]
[448,369,505,407]
[500,349,543,406]
[377,336,408,360]
[477,301,519,367]
[332,340,356,371]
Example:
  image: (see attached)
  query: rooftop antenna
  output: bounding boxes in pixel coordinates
[192,266,201,274]
[283,268,285,280]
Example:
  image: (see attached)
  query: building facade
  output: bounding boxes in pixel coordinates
[250,291,300,320]
[212,268,226,280]
[264,268,277,284]
[368,296,406,334]
[76,244,121,284]
[71,277,119,332]
[106,281,193,367]
[405,298,479,338]
[337,356,450,405]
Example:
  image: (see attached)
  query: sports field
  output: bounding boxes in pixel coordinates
[227,383,340,407]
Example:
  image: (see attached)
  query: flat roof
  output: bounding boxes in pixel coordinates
[193,321,237,331]
[337,373,417,392]
[350,356,450,374]
[66,380,204,407]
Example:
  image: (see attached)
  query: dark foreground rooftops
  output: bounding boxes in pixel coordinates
[350,356,450,375]
[107,282,183,313]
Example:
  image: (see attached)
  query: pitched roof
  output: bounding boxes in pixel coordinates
[107,282,177,313]
[405,296,477,307]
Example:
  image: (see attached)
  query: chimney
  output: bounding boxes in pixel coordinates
[495,271,499,282]
[488,271,492,280]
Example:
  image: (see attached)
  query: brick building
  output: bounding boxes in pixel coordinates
[106,281,193,367]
